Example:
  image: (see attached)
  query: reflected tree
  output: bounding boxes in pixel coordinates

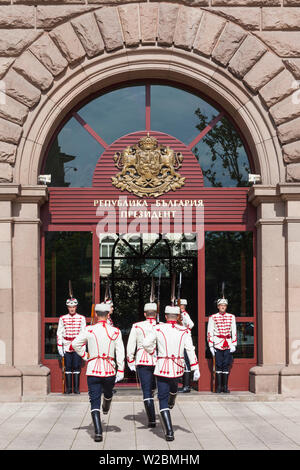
[193,109,251,187]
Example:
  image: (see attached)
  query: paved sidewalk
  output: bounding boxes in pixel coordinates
[1,397,300,450]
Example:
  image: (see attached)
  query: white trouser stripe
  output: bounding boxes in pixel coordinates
[160,408,170,412]
[143,398,154,401]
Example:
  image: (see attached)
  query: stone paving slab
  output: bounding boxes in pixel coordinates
[1,399,300,450]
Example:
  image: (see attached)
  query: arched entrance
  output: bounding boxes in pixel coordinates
[40,82,256,392]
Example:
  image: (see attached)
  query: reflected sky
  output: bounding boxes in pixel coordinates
[56,117,104,187]
[151,85,217,145]
[79,85,146,144]
[46,84,250,188]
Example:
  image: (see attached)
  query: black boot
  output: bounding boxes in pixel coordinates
[222,373,230,393]
[102,396,112,415]
[216,372,222,393]
[178,372,191,393]
[160,409,174,441]
[91,410,103,442]
[73,373,80,394]
[144,399,156,428]
[65,373,72,394]
[168,392,177,409]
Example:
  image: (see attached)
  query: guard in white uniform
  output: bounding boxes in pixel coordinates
[143,306,200,441]
[127,302,157,427]
[57,297,86,394]
[178,299,194,393]
[207,298,237,393]
[70,303,125,442]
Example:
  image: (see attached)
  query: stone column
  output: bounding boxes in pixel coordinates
[248,186,286,393]
[279,184,300,395]
[12,185,50,397]
[0,184,22,400]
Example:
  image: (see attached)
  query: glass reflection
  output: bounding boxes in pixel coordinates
[79,85,146,145]
[45,232,92,317]
[205,322,254,359]
[45,323,59,359]
[193,115,250,187]
[45,117,104,188]
[44,83,251,188]
[205,231,253,317]
[151,84,217,144]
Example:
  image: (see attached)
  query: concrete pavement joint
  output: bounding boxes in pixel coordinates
[4,404,45,450]
[219,401,269,450]
[198,402,237,449]
[245,402,300,448]
[37,403,68,449]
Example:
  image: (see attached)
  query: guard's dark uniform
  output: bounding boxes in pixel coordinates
[207,298,237,393]
[57,298,86,394]
[71,303,125,442]
[143,305,200,441]
[178,299,194,393]
[127,303,157,427]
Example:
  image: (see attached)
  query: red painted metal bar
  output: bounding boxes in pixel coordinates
[73,112,109,150]
[187,111,225,150]
[145,84,151,131]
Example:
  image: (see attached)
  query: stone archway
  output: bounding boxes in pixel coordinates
[0,2,298,185]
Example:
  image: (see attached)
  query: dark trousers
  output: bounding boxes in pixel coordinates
[137,365,156,400]
[156,376,179,411]
[215,349,233,373]
[184,349,191,372]
[65,351,82,373]
[87,375,116,411]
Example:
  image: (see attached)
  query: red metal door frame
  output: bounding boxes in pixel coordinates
[41,225,96,393]
[197,228,257,392]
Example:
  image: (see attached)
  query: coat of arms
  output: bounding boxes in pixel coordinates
[111,134,185,198]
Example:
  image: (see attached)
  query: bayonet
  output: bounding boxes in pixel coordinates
[171,272,176,307]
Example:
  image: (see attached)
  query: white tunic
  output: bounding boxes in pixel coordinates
[127,318,157,367]
[57,313,86,353]
[181,310,194,330]
[143,321,199,378]
[70,320,125,377]
[207,312,237,351]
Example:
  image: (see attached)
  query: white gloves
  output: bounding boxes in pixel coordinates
[115,371,124,383]
[58,346,64,357]
[210,347,215,357]
[230,346,236,353]
[128,363,136,372]
[193,368,200,381]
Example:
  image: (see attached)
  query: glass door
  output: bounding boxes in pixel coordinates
[98,233,198,385]
[199,230,257,391]
[41,230,93,392]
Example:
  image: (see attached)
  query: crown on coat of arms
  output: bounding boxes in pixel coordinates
[138,134,158,150]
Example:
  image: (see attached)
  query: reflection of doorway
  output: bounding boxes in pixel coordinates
[99,233,198,385]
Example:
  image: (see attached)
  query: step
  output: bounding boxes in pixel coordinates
[20,390,299,402]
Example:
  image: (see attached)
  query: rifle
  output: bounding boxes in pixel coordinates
[68,279,73,299]
[176,272,183,325]
[156,266,162,323]
[61,353,66,394]
[104,282,112,303]
[221,281,225,300]
[90,281,96,325]
[171,272,176,307]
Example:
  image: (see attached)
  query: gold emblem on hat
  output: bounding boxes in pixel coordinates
[111,134,185,198]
